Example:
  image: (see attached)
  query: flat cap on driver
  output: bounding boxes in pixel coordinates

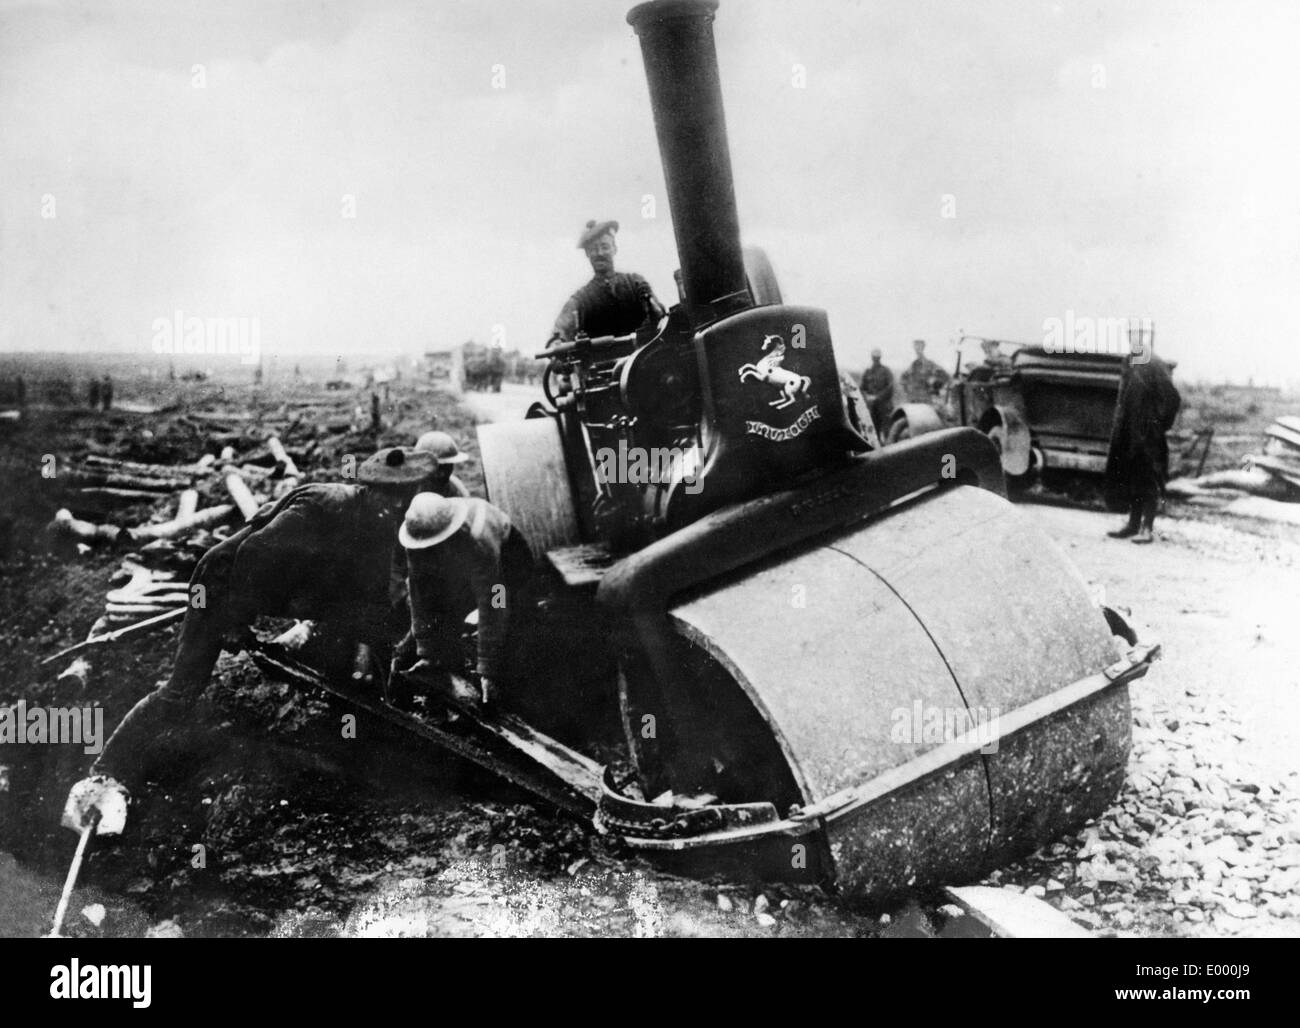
[577,219,619,248]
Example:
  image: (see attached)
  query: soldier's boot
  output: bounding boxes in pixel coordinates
[1133,512,1156,545]
[1132,496,1158,544]
[1108,497,1143,539]
[1107,518,1140,539]
[351,642,378,689]
[393,660,481,714]
[92,688,210,790]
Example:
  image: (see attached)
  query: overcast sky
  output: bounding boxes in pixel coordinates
[2,0,1297,383]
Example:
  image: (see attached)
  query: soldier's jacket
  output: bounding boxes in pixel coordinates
[405,498,532,680]
[228,484,398,622]
[859,363,896,435]
[859,363,894,399]
[1106,356,1181,499]
[552,271,665,341]
[900,357,950,403]
[243,478,467,616]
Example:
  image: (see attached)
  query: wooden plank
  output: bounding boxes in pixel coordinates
[944,885,1093,939]
[546,542,615,588]
[1225,494,1300,525]
[78,488,169,501]
[250,647,603,816]
[1265,421,1300,451]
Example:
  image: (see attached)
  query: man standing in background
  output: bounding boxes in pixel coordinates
[1105,352,1182,544]
[859,348,895,436]
[900,339,950,403]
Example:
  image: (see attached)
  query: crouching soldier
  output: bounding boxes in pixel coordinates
[64,447,439,831]
[391,493,534,708]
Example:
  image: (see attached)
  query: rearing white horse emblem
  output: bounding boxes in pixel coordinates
[738,334,811,410]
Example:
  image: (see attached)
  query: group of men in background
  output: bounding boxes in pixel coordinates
[858,338,965,438]
[860,337,1181,546]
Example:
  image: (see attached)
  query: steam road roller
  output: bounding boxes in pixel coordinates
[455,0,1164,901]
[251,0,1160,904]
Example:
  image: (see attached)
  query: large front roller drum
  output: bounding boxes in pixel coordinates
[620,484,1131,899]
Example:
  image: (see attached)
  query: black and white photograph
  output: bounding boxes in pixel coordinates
[0,0,1296,974]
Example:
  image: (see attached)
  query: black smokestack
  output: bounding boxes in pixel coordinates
[628,0,748,315]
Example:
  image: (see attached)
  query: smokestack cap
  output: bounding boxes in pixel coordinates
[628,0,719,31]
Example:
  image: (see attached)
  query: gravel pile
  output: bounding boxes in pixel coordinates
[993,686,1300,936]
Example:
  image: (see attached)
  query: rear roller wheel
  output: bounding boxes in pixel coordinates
[476,418,579,559]
[885,403,946,446]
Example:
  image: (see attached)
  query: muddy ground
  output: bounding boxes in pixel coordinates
[1,367,1297,938]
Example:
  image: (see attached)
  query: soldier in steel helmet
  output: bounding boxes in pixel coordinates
[392,493,534,709]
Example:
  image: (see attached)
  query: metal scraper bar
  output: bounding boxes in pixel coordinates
[249,647,603,816]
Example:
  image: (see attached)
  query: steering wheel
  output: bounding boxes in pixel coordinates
[542,357,566,408]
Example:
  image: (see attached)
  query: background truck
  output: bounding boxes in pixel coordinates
[887,335,1149,486]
